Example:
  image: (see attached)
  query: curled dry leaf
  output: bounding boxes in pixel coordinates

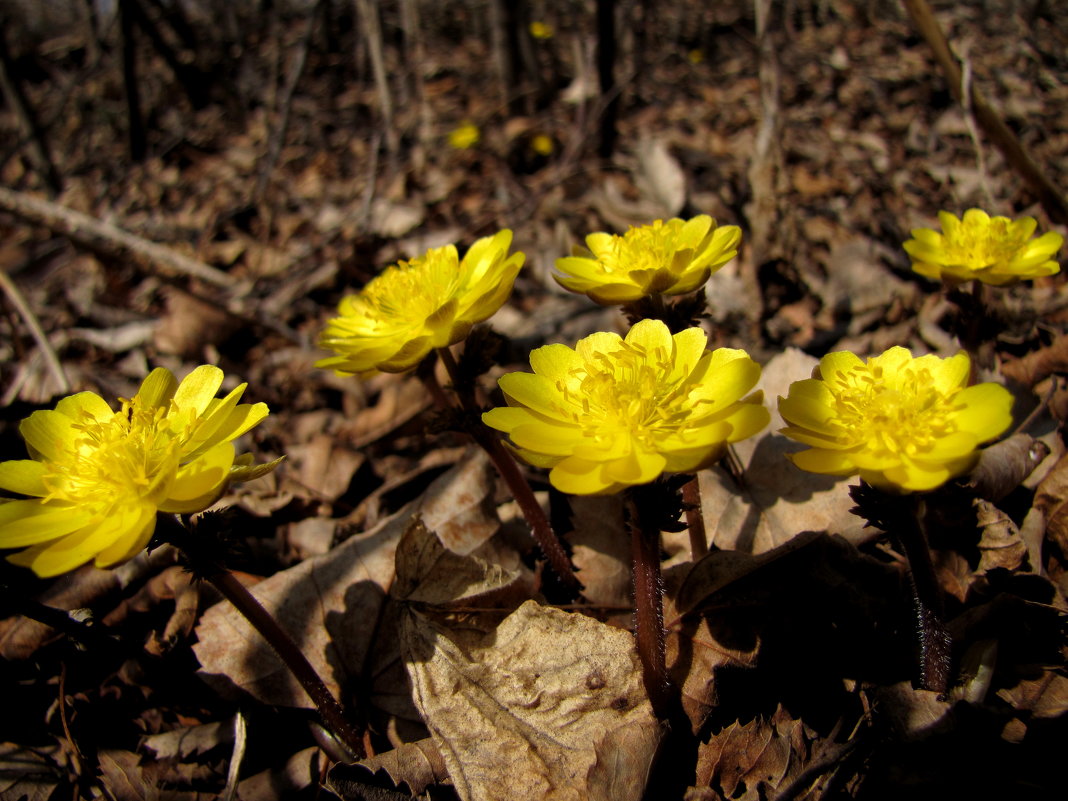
[401,601,660,801]
[966,433,1050,502]
[974,499,1029,574]
[1000,334,1068,387]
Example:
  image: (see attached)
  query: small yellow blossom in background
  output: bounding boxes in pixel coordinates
[482,319,769,495]
[687,49,705,65]
[529,133,554,156]
[529,21,554,39]
[904,208,1063,285]
[318,230,524,376]
[778,347,1013,492]
[0,366,279,577]
[447,121,480,150]
[554,215,741,305]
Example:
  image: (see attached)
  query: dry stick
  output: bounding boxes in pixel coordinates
[0,267,70,395]
[205,567,365,760]
[902,0,1068,225]
[255,0,320,204]
[626,493,672,720]
[434,347,581,592]
[0,22,62,194]
[0,186,233,288]
[354,0,398,155]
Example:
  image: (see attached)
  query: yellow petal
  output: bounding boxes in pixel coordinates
[135,368,179,409]
[229,455,286,483]
[0,460,47,497]
[625,318,673,353]
[497,373,569,420]
[549,457,615,495]
[0,500,96,547]
[603,449,666,485]
[55,391,115,423]
[787,449,857,476]
[173,365,225,416]
[159,442,235,512]
[818,351,864,384]
[953,383,1014,439]
[93,504,157,568]
[19,410,79,462]
[508,421,583,456]
[7,504,144,577]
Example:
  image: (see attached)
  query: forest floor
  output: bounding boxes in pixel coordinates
[1,1,1067,799]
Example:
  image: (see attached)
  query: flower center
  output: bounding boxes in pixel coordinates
[831,364,958,457]
[600,220,689,277]
[362,247,459,325]
[943,216,1026,269]
[40,400,196,510]
[554,340,696,449]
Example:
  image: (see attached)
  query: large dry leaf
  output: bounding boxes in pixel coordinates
[635,137,687,217]
[402,600,660,801]
[700,349,866,555]
[195,454,508,716]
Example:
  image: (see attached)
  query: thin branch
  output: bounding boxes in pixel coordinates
[902,0,1068,224]
[0,186,233,288]
[0,266,70,395]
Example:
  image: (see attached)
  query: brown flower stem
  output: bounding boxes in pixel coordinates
[159,516,364,760]
[203,567,366,759]
[682,474,707,560]
[897,497,952,694]
[626,493,672,719]
[434,348,582,593]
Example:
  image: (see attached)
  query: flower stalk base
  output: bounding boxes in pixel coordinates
[627,494,672,719]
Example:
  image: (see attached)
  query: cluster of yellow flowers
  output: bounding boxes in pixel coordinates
[0,208,1060,576]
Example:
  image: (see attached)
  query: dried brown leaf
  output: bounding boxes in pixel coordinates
[237,746,324,801]
[566,495,631,608]
[701,349,865,554]
[402,600,660,801]
[695,706,810,800]
[1000,334,1068,387]
[141,720,231,761]
[975,499,1029,574]
[327,737,449,798]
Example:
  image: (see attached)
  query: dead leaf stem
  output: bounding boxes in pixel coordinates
[0,266,70,395]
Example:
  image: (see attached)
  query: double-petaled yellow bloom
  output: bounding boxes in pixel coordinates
[553,216,741,305]
[904,209,1063,285]
[317,230,524,376]
[0,366,280,577]
[482,319,769,495]
[778,347,1013,492]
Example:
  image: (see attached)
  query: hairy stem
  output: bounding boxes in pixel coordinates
[161,517,364,759]
[897,497,952,694]
[626,494,672,719]
[683,475,707,560]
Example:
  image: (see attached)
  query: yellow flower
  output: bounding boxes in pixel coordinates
[482,319,769,495]
[0,366,279,577]
[904,209,1063,285]
[554,216,741,305]
[778,347,1013,492]
[317,230,524,376]
[687,49,705,65]
[529,21,554,39]
[448,122,480,150]
[529,133,554,156]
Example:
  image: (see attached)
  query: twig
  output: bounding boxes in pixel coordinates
[0,266,70,395]
[902,0,1068,225]
[354,0,398,154]
[0,186,233,287]
[255,0,321,204]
